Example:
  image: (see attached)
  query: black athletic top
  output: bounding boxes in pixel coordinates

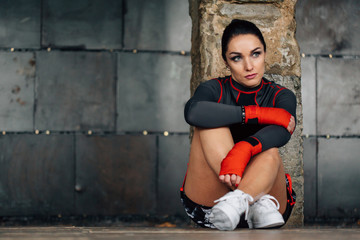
[184,76,296,151]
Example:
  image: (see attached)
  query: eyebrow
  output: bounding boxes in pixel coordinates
[229,47,262,55]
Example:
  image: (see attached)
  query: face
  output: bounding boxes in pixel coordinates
[225,34,266,88]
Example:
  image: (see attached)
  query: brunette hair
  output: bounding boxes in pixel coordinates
[221,19,266,62]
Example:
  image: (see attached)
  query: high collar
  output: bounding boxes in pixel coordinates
[230,76,263,93]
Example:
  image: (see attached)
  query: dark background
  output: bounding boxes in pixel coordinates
[0,0,359,225]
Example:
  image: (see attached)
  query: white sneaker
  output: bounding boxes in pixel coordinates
[206,189,253,231]
[248,194,285,229]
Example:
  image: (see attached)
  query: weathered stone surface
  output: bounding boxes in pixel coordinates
[265,75,303,225]
[189,0,303,226]
[189,0,299,95]
[0,52,35,131]
[225,0,283,2]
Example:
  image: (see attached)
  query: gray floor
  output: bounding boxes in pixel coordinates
[0,227,360,240]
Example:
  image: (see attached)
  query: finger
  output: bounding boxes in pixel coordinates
[219,175,225,183]
[225,174,232,188]
[235,176,241,188]
[287,116,295,133]
[230,174,237,186]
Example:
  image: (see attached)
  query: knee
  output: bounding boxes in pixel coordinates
[261,148,281,167]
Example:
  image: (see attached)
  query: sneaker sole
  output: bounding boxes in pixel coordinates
[248,216,284,229]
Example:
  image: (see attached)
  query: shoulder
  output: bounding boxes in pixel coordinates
[262,78,296,105]
[263,78,295,96]
[196,76,229,92]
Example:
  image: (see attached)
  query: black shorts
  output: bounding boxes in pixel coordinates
[180,173,296,229]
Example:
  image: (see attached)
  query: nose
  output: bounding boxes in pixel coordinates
[244,58,254,71]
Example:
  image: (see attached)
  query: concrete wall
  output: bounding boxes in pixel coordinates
[0,0,191,219]
[296,0,360,223]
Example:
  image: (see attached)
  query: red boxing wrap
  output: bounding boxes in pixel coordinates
[219,138,262,177]
[244,105,292,130]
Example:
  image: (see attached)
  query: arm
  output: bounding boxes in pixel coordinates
[185,84,296,130]
[219,89,297,185]
[184,80,244,128]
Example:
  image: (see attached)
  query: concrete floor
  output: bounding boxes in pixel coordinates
[0,227,359,240]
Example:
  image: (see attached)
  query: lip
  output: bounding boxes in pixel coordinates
[245,73,257,80]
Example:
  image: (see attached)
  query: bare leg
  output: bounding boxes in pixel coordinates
[184,127,287,214]
[239,148,287,214]
[184,127,232,206]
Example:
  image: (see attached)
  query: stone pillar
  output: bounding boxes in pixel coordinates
[189,0,303,227]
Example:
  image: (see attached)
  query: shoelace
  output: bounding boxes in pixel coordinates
[214,190,254,220]
[256,194,280,210]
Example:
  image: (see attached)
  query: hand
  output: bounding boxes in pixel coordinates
[219,174,241,189]
[287,115,295,134]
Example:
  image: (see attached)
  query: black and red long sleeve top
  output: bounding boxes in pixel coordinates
[184,76,297,152]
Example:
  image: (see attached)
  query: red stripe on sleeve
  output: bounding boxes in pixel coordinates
[216,79,223,103]
[273,88,286,106]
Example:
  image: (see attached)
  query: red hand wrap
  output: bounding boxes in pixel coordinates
[244,106,291,130]
[219,138,262,177]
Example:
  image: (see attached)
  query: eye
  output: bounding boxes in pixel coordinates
[252,51,261,57]
[231,56,241,62]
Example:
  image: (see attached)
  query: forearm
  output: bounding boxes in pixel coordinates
[185,101,294,132]
[184,100,243,128]
[219,125,291,178]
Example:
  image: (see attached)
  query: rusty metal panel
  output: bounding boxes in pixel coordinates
[42,0,123,49]
[303,137,317,218]
[75,134,157,215]
[35,51,116,131]
[317,58,360,136]
[158,135,189,216]
[318,138,360,218]
[296,0,360,55]
[301,57,316,136]
[0,0,41,49]
[0,134,75,216]
[0,52,35,131]
[124,0,191,51]
[117,52,191,132]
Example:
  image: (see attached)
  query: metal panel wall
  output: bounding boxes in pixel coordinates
[0,134,75,216]
[0,0,192,220]
[124,0,191,51]
[296,0,360,222]
[0,0,41,49]
[117,52,191,132]
[35,51,116,131]
[0,53,35,131]
[42,0,123,49]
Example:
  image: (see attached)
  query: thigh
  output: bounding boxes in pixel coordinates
[184,127,233,207]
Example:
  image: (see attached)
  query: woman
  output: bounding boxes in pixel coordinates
[181,19,297,230]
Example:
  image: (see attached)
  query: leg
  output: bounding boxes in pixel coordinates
[184,127,287,210]
[183,127,288,230]
[239,148,287,214]
[184,127,233,207]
